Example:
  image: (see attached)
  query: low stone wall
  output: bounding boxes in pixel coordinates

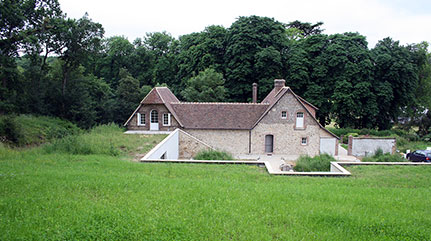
[178,131,213,159]
[348,136,396,156]
[142,129,214,160]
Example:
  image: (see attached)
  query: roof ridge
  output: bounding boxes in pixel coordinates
[172,102,269,105]
[155,88,166,103]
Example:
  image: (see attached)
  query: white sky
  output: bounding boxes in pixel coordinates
[58,0,431,48]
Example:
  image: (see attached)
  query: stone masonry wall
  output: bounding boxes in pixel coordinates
[251,123,320,156]
[178,130,212,159]
[127,104,180,131]
[251,91,320,156]
[184,129,249,155]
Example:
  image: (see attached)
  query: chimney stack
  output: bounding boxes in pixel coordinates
[274,79,285,92]
[252,83,258,103]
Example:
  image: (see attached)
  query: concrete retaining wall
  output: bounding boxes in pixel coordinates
[143,130,179,160]
[348,137,396,156]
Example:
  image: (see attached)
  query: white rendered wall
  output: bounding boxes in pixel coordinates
[320,137,336,156]
[143,129,179,160]
[352,138,395,156]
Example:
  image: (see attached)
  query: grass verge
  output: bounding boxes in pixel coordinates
[194,149,234,160]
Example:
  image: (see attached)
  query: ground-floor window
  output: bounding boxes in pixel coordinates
[163,113,171,126]
[301,137,308,145]
[137,113,146,126]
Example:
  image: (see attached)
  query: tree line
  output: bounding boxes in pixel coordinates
[1,0,430,133]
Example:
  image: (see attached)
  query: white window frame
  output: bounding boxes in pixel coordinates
[281,111,287,119]
[137,113,146,126]
[301,137,308,145]
[163,113,171,126]
[296,112,304,128]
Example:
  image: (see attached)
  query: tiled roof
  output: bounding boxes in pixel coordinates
[170,102,269,129]
[124,82,337,138]
[141,88,164,104]
[124,87,182,126]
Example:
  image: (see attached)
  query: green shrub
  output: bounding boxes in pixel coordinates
[405,133,420,142]
[342,133,359,144]
[293,154,336,172]
[374,148,384,157]
[362,149,406,162]
[194,150,234,160]
[326,127,360,137]
[0,115,23,146]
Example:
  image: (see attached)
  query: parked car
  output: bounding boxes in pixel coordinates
[406,150,431,162]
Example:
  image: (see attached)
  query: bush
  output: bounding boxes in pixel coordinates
[293,154,336,172]
[342,133,359,144]
[362,148,406,162]
[0,115,23,145]
[194,150,234,160]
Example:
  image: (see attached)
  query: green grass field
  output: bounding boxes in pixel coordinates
[1,153,431,239]
[1,120,431,240]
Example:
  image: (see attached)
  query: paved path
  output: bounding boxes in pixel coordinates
[124,130,172,134]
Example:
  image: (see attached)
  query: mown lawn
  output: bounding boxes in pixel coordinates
[1,149,431,240]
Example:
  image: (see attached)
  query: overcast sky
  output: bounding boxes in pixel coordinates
[58,0,431,48]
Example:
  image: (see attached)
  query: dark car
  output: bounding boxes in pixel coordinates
[406,150,431,162]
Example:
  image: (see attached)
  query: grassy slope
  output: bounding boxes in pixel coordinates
[1,151,431,240]
[0,115,81,146]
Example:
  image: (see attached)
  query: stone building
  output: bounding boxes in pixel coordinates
[124,79,339,158]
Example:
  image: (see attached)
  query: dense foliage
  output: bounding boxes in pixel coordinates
[193,149,234,160]
[362,148,406,162]
[0,114,81,146]
[293,154,335,172]
[1,0,431,133]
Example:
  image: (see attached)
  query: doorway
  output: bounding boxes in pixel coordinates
[265,135,273,153]
[150,110,159,131]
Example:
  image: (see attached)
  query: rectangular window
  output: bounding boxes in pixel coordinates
[301,137,307,145]
[163,113,171,126]
[137,113,146,126]
[281,111,287,119]
[296,112,304,128]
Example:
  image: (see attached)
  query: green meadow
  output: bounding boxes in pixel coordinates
[1,121,431,240]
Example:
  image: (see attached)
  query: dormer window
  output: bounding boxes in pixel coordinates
[137,113,145,126]
[281,111,287,119]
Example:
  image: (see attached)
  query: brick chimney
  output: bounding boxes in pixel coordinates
[252,83,257,103]
[274,79,285,92]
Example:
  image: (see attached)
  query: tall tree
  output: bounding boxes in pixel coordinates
[176,25,227,90]
[52,14,104,96]
[371,38,418,129]
[181,68,227,102]
[144,32,178,89]
[286,20,324,38]
[115,68,142,123]
[224,16,287,102]
[98,36,135,88]
[0,0,62,113]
